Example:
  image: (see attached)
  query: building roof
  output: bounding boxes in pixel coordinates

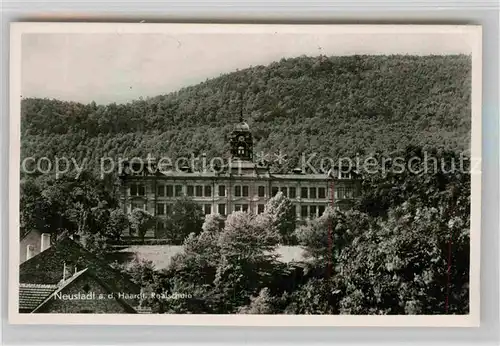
[19,283,57,311]
[234,121,250,132]
[29,268,89,313]
[124,167,343,181]
[19,237,140,296]
[31,268,137,314]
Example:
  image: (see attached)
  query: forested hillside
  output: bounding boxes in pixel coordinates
[21,54,471,173]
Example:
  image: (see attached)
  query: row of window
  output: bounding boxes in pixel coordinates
[130,170,353,179]
[132,183,355,199]
[154,202,333,218]
[300,205,328,218]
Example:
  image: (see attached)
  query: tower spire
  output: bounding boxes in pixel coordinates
[239,92,244,123]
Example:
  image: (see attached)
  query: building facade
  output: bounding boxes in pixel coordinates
[119,120,361,238]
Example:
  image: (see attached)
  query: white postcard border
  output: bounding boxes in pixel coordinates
[8,22,482,326]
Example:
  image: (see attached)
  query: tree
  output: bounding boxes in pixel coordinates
[356,146,470,218]
[281,277,339,315]
[126,258,156,285]
[128,209,156,243]
[105,208,130,241]
[158,230,222,314]
[20,172,124,255]
[202,213,225,233]
[292,147,471,315]
[264,191,297,244]
[213,212,282,312]
[20,179,55,237]
[164,196,204,244]
[295,207,372,269]
[238,288,275,314]
[336,202,469,315]
[151,211,285,314]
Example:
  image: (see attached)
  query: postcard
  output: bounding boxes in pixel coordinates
[9,23,481,326]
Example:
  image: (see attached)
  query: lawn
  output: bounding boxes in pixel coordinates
[119,245,308,270]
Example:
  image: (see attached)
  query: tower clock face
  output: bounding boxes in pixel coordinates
[238,135,245,142]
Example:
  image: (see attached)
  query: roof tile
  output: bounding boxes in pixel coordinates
[19,283,57,311]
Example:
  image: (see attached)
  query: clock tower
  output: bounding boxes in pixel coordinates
[229,118,253,162]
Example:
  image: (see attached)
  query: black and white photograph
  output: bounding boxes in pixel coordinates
[9,23,481,326]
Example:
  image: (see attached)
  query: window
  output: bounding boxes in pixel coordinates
[204,204,212,215]
[258,186,265,197]
[234,204,242,212]
[166,204,172,215]
[218,185,226,197]
[257,204,265,214]
[242,204,249,212]
[301,205,308,218]
[157,203,165,215]
[175,185,183,197]
[195,185,203,197]
[338,187,346,199]
[289,187,296,199]
[238,146,245,155]
[166,185,173,197]
[318,187,326,199]
[301,187,308,199]
[138,185,145,196]
[309,205,317,217]
[309,187,317,199]
[242,186,249,197]
[336,187,345,199]
[187,185,194,197]
[218,204,226,215]
[204,185,212,197]
[235,186,242,197]
[157,185,165,197]
[340,172,351,179]
[130,183,145,196]
[318,205,326,216]
[280,187,288,197]
[345,187,354,199]
[272,186,279,196]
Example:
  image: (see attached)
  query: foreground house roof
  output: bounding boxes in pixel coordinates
[20,237,140,296]
[19,268,137,313]
[19,283,57,311]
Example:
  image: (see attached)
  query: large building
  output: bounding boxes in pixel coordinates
[119,119,361,238]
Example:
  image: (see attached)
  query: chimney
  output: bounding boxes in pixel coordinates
[26,245,34,261]
[40,233,51,252]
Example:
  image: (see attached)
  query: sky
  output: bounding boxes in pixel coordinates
[21,29,474,105]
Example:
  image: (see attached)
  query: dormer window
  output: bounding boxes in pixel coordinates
[340,172,351,179]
